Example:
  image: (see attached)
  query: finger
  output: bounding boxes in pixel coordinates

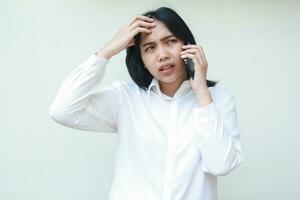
[182,45,206,64]
[126,39,136,48]
[198,46,207,63]
[180,53,201,67]
[180,49,204,64]
[128,15,153,26]
[182,44,197,49]
[128,15,154,26]
[180,48,198,55]
[131,26,152,37]
[182,44,202,52]
[129,20,155,31]
[180,54,199,63]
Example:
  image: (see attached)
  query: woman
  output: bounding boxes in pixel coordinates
[49,6,243,200]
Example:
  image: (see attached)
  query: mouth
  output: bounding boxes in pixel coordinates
[159,64,175,71]
[159,64,175,75]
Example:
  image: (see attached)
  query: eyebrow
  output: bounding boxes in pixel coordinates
[141,34,176,48]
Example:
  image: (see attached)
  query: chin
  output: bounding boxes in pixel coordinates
[158,75,179,83]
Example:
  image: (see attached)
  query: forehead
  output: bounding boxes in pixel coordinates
[140,20,174,44]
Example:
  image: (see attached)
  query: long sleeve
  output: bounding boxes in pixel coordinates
[49,53,123,133]
[192,89,244,176]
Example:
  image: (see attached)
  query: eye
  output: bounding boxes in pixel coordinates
[145,46,155,52]
[168,39,177,44]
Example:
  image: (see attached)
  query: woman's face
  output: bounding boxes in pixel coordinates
[140,19,187,85]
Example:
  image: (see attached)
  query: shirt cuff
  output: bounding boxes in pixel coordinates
[82,53,110,73]
[91,52,110,62]
[193,103,219,149]
[193,102,218,125]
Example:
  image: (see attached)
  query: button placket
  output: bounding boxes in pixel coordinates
[163,100,178,200]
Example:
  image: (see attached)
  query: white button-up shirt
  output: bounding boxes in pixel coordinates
[49,53,243,200]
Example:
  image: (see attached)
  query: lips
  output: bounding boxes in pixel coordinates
[159,64,175,71]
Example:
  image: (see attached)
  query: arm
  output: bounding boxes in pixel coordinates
[49,15,156,132]
[49,53,122,133]
[193,89,244,176]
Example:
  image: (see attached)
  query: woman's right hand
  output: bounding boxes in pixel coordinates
[96,15,156,59]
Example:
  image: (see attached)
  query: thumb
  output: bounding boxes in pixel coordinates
[126,39,135,48]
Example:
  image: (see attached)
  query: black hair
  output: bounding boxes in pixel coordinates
[126,7,218,90]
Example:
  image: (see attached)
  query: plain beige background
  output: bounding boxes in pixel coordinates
[1,0,299,199]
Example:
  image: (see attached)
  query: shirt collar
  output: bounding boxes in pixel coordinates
[147,77,160,96]
[146,77,192,98]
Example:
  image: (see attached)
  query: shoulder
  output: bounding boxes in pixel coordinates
[111,79,139,94]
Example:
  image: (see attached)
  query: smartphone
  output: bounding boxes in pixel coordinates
[183,43,195,79]
[183,57,195,79]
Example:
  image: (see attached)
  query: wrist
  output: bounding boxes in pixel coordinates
[194,86,210,96]
[95,47,114,60]
[195,89,213,107]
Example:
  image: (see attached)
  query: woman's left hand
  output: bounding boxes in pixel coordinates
[180,44,209,92]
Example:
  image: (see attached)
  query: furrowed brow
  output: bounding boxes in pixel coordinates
[142,34,175,48]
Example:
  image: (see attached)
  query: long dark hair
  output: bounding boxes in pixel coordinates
[126,7,218,90]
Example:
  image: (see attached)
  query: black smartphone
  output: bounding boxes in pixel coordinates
[183,57,195,79]
[183,42,195,79]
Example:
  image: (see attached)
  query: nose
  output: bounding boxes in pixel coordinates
[157,46,170,62]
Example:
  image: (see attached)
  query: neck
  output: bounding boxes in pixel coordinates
[159,72,188,97]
